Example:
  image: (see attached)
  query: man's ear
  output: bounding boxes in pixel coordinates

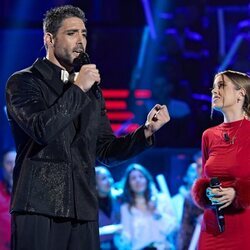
[44,33,54,47]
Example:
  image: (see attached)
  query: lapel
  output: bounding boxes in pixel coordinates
[32,58,64,96]
[32,58,80,133]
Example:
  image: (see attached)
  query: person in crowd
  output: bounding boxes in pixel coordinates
[96,166,122,250]
[176,151,203,250]
[117,163,176,250]
[0,148,16,250]
[172,151,202,225]
[192,70,250,249]
[5,5,170,250]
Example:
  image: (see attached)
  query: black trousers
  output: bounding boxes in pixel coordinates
[11,213,100,250]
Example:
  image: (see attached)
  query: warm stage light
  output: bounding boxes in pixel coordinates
[103,88,151,134]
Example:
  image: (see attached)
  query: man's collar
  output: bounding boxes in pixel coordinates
[32,58,66,95]
[43,58,77,83]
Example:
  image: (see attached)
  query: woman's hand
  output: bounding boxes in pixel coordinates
[206,186,236,210]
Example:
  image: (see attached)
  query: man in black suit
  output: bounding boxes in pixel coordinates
[5,5,170,250]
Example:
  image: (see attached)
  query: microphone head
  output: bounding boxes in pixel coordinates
[210,177,220,188]
[73,52,91,71]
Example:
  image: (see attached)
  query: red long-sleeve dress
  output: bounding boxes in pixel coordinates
[192,118,250,250]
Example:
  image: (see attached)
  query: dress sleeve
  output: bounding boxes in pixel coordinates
[231,179,250,209]
[191,131,210,209]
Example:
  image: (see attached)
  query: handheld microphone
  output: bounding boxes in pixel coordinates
[210,177,225,233]
[73,52,101,99]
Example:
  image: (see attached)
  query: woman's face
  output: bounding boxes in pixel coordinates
[96,169,113,197]
[211,74,242,112]
[128,170,147,195]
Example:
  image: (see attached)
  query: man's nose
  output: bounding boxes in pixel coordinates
[77,33,85,45]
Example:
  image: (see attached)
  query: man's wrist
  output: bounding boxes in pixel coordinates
[144,123,154,138]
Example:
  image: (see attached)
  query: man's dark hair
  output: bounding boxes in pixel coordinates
[43,5,87,35]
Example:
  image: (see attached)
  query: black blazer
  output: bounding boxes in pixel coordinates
[6,58,152,221]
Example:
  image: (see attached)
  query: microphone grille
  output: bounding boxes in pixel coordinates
[210,177,220,187]
[73,52,91,72]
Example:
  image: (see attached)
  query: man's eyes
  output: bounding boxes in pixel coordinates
[67,32,87,37]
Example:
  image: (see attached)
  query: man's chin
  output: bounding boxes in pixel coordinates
[63,60,74,71]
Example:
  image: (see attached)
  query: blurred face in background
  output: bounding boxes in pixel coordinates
[3,150,16,185]
[195,155,202,177]
[129,170,147,195]
[184,163,198,187]
[96,168,114,197]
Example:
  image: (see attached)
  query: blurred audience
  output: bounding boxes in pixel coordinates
[0,148,16,250]
[176,151,203,250]
[96,166,122,250]
[117,163,176,250]
[172,151,202,226]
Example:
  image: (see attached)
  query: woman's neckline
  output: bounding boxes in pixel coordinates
[220,118,245,128]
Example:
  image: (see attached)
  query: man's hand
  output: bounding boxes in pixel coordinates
[74,64,100,92]
[144,104,170,138]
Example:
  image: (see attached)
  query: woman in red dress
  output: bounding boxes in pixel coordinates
[192,70,250,250]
